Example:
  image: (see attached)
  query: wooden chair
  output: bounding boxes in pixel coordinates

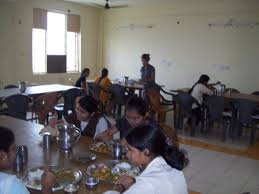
[147,88,175,127]
[33,92,59,125]
[160,123,179,148]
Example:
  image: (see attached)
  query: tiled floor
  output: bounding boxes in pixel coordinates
[181,144,259,194]
[163,112,259,194]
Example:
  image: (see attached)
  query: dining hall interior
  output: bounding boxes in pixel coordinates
[0,0,259,194]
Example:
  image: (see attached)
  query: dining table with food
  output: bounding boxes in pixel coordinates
[0,115,139,194]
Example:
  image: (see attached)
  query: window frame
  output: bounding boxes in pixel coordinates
[32,10,81,75]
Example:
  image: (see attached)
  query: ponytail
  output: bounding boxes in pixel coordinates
[126,124,189,171]
[163,144,189,170]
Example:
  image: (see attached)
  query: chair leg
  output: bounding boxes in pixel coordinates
[190,117,197,136]
[158,112,166,123]
[250,122,256,145]
[222,120,228,142]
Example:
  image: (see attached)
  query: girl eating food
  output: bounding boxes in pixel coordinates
[106,124,188,194]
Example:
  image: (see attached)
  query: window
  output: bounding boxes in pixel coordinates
[32,9,80,74]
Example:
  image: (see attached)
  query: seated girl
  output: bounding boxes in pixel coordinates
[106,124,188,194]
[0,127,55,194]
[96,96,148,141]
[75,68,90,95]
[189,74,215,127]
[50,95,109,139]
[95,68,112,106]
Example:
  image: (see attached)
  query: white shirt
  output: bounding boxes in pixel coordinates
[80,117,108,139]
[0,172,29,194]
[191,83,213,108]
[104,157,188,194]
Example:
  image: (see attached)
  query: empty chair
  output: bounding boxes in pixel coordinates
[225,88,240,93]
[147,88,175,127]
[2,94,32,120]
[4,84,19,89]
[203,96,233,141]
[233,99,258,145]
[108,84,131,117]
[251,91,259,96]
[54,88,82,119]
[88,82,109,113]
[175,93,200,136]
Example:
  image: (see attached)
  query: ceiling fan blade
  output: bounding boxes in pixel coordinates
[109,5,129,9]
[87,2,104,8]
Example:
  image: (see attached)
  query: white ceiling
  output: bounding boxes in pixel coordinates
[64,0,176,7]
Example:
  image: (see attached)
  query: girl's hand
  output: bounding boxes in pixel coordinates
[48,118,64,128]
[41,168,56,194]
[115,175,136,190]
[95,130,112,141]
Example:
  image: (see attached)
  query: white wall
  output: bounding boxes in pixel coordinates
[0,0,101,88]
[101,0,259,93]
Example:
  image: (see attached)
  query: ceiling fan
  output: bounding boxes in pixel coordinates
[91,0,128,9]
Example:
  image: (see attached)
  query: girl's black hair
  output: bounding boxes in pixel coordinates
[189,74,210,93]
[78,95,99,114]
[126,96,147,116]
[97,68,109,85]
[125,124,189,170]
[0,127,15,153]
[81,68,90,77]
[141,54,150,62]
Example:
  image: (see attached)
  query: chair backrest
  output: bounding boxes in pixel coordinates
[2,94,31,120]
[234,99,257,124]
[34,92,59,124]
[147,89,161,112]
[62,88,82,115]
[109,84,127,104]
[225,88,240,93]
[204,96,228,120]
[4,84,19,89]
[175,93,196,117]
[251,91,259,96]
[88,82,101,101]
[160,123,179,148]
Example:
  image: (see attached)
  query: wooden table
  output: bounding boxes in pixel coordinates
[0,84,79,99]
[0,116,113,194]
[171,88,259,103]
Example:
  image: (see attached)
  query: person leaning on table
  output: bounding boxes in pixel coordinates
[103,124,188,194]
[0,127,56,194]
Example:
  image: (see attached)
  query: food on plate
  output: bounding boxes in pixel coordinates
[39,126,58,136]
[90,142,112,154]
[92,166,120,182]
[115,162,132,171]
[55,169,75,183]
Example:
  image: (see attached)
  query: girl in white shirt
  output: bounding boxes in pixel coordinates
[108,124,189,194]
[0,127,55,194]
[190,74,214,107]
[50,95,109,139]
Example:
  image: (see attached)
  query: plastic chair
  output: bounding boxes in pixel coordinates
[54,88,82,119]
[203,96,233,141]
[175,93,200,136]
[108,84,131,117]
[233,99,258,145]
[88,82,109,113]
[4,84,19,89]
[2,94,32,120]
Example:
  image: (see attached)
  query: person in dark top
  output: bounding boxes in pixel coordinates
[140,54,155,83]
[96,96,148,140]
[49,95,109,139]
[75,68,90,94]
